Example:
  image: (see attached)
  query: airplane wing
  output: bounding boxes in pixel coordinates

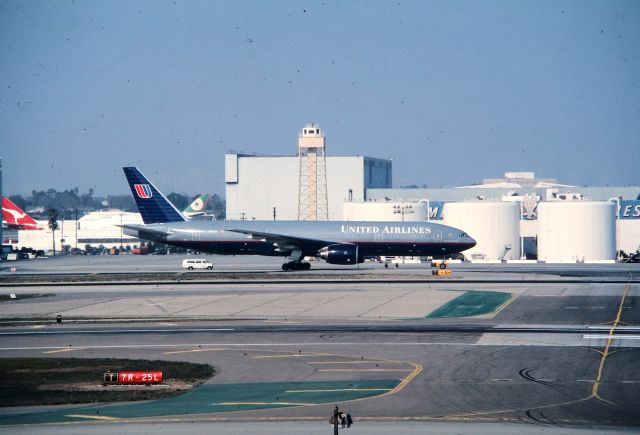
[226,228,333,253]
[119,224,170,242]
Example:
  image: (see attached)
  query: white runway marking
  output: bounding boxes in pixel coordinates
[582,334,640,340]
[0,342,480,351]
[0,328,235,335]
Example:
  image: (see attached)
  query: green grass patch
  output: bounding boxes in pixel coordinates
[0,380,399,425]
[427,291,512,318]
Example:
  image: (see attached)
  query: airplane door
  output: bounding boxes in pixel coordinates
[434,230,442,243]
[192,232,200,241]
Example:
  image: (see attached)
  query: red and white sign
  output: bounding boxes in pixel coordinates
[117,371,163,384]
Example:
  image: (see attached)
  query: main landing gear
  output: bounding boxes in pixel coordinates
[431,260,448,269]
[282,248,310,271]
[282,262,311,271]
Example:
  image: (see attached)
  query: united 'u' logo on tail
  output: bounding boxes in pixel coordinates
[123,167,185,224]
[134,184,153,199]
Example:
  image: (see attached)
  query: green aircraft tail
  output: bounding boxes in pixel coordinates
[183,194,211,214]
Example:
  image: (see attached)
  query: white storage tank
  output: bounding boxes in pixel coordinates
[443,202,520,261]
[537,201,615,263]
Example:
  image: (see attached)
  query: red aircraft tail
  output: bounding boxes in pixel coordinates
[2,197,39,230]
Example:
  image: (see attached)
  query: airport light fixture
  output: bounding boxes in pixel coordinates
[519,200,525,260]
[609,197,621,261]
[73,208,78,251]
[393,203,414,222]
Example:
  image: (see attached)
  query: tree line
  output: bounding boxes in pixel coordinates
[7,188,226,220]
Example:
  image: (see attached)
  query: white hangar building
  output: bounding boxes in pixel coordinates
[18,210,143,253]
[225,124,392,221]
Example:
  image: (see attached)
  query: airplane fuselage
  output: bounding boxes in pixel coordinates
[125,220,475,258]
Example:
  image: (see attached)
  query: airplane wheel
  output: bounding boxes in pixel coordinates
[439,262,447,269]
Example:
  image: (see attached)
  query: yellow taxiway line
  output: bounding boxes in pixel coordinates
[591,280,631,401]
[162,348,224,355]
[252,353,331,359]
[286,388,393,393]
[215,402,312,406]
[43,348,82,354]
[66,414,120,421]
[318,368,414,372]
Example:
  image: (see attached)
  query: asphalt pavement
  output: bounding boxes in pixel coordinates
[0,258,638,432]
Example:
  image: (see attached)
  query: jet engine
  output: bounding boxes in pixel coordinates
[319,244,363,265]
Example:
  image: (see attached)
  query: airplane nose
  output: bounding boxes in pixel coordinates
[467,237,477,249]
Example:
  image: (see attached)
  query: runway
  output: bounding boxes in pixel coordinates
[0,257,639,432]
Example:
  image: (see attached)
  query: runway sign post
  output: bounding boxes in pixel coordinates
[103,372,118,384]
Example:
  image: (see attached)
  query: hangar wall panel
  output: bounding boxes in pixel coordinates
[343,202,427,221]
[225,154,391,221]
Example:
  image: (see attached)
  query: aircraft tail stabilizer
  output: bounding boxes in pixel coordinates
[2,197,39,230]
[183,193,211,215]
[123,167,186,224]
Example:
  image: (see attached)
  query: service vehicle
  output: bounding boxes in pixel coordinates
[182,258,213,270]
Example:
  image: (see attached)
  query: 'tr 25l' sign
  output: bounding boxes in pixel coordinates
[118,371,163,384]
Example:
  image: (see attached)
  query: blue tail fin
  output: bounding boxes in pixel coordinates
[123,167,186,224]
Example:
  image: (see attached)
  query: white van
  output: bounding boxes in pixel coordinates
[182,259,213,270]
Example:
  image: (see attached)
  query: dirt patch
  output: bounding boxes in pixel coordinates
[0,357,215,407]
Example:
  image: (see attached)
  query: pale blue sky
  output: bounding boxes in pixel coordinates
[1,0,639,196]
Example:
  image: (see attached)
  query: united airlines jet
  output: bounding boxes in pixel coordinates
[122,167,476,270]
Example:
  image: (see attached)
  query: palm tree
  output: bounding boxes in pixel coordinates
[47,208,59,256]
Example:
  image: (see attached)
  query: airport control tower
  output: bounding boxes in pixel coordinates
[298,124,328,221]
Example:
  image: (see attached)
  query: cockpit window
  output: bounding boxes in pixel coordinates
[459,232,469,237]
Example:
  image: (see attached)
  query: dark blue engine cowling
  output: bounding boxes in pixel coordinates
[320,244,364,265]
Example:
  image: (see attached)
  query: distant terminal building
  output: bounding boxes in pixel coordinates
[348,172,640,262]
[225,124,392,221]
[18,210,143,252]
